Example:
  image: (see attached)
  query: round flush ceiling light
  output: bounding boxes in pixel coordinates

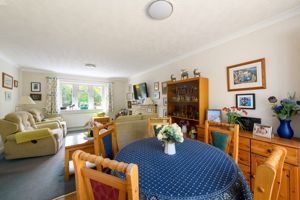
[147,0,173,20]
[85,63,96,69]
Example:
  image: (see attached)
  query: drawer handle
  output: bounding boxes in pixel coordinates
[267,148,273,153]
[257,187,265,193]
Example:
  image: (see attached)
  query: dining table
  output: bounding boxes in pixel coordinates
[115,138,252,200]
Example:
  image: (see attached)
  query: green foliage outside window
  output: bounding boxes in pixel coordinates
[62,84,73,107]
[78,85,88,110]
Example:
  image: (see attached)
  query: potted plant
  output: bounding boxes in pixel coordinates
[156,123,184,155]
[222,106,248,128]
[268,94,300,139]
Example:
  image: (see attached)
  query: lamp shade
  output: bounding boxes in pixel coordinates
[17,96,36,105]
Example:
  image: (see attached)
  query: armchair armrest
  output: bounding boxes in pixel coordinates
[36,122,60,130]
[8,128,53,144]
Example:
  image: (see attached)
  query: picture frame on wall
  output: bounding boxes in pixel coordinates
[236,93,256,109]
[30,93,42,101]
[5,91,12,101]
[31,82,41,92]
[253,123,273,139]
[14,80,18,88]
[207,109,222,122]
[127,101,132,109]
[153,91,160,99]
[161,81,168,95]
[163,97,167,106]
[227,58,266,91]
[2,73,13,89]
[154,82,159,91]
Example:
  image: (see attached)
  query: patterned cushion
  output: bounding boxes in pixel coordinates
[211,131,229,152]
[103,133,113,159]
[91,179,119,200]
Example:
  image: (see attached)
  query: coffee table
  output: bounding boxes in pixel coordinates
[64,133,94,181]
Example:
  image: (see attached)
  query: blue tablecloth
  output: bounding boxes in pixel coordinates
[115,138,252,200]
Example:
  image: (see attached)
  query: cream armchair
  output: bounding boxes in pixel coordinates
[0,111,64,160]
[28,109,67,136]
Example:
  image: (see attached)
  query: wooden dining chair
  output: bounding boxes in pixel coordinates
[147,117,172,138]
[73,150,139,200]
[254,146,287,200]
[204,120,239,163]
[93,122,119,159]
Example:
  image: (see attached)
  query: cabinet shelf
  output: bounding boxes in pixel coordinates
[170,116,199,122]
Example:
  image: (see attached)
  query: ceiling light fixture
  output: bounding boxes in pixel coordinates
[85,64,96,69]
[147,0,173,20]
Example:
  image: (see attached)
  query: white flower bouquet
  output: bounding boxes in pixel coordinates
[156,123,184,144]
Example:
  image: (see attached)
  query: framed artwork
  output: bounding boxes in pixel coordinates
[128,84,132,92]
[31,82,41,92]
[153,91,160,99]
[154,82,159,91]
[207,109,222,122]
[163,109,167,117]
[5,91,12,101]
[227,58,266,91]
[127,101,132,109]
[161,81,168,95]
[30,93,42,101]
[14,80,18,88]
[236,93,256,109]
[253,123,273,139]
[126,93,133,101]
[2,73,13,89]
[163,97,167,106]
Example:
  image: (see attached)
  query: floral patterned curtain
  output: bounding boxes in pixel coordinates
[46,76,59,115]
[106,82,114,115]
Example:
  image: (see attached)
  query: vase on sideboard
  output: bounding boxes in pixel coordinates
[277,119,294,139]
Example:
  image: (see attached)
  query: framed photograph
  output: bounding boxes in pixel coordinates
[253,123,273,139]
[128,84,132,92]
[236,93,256,109]
[227,58,266,91]
[5,91,12,101]
[163,97,167,106]
[153,91,160,99]
[14,80,18,88]
[207,109,222,122]
[30,93,42,101]
[161,81,168,95]
[127,101,132,109]
[163,109,167,117]
[154,82,159,91]
[31,82,41,92]
[126,93,133,101]
[2,73,13,89]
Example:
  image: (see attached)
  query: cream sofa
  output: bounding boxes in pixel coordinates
[0,111,64,160]
[115,114,158,149]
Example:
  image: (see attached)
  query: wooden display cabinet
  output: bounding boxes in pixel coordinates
[167,77,208,137]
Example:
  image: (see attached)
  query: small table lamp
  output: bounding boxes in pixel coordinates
[15,96,36,111]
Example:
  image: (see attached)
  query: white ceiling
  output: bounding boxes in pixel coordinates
[0,0,300,78]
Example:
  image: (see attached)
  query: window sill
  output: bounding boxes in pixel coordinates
[60,109,104,114]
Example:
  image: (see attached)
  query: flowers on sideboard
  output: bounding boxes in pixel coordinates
[268,94,300,120]
[156,123,184,144]
[222,106,248,125]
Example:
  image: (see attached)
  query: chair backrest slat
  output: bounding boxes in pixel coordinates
[147,117,172,138]
[204,120,239,163]
[254,146,287,200]
[73,150,139,200]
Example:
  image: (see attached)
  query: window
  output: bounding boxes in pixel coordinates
[59,82,108,111]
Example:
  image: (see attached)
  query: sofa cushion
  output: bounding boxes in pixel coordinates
[28,109,45,122]
[4,111,37,132]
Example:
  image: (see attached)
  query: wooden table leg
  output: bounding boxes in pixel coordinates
[64,149,69,181]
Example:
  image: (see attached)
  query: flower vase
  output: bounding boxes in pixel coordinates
[277,120,294,139]
[164,142,176,155]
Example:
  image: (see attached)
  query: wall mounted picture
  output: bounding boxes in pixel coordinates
[163,97,167,106]
[161,81,168,95]
[5,91,12,101]
[14,80,18,88]
[126,92,133,101]
[236,93,255,109]
[31,82,41,92]
[207,109,222,122]
[128,84,132,92]
[253,123,273,139]
[227,58,266,91]
[30,93,42,101]
[154,82,159,91]
[153,91,160,99]
[2,73,13,89]
[127,101,132,109]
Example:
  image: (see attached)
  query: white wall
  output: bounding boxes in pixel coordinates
[0,58,19,153]
[21,69,128,130]
[130,15,300,137]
